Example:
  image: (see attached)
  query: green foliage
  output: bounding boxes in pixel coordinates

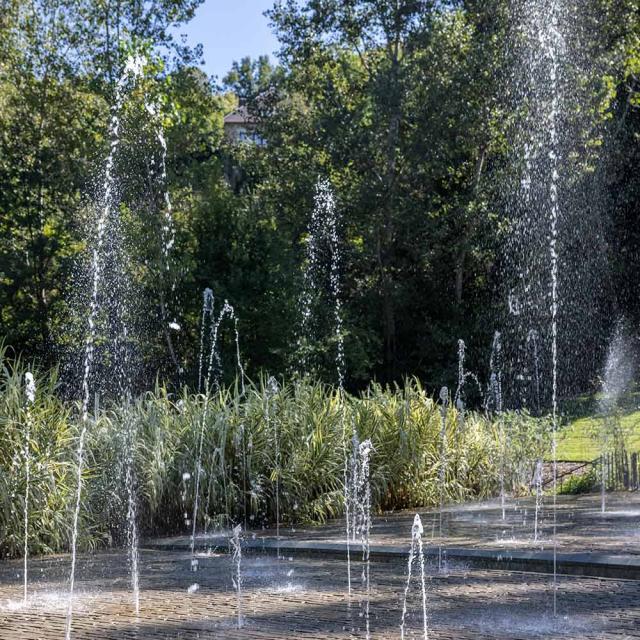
[0,357,548,557]
[558,469,597,495]
[0,0,205,363]
[1,0,638,393]
[0,347,79,557]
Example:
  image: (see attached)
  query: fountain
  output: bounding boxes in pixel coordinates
[266,376,282,557]
[526,329,542,414]
[400,514,428,640]
[546,5,561,615]
[65,54,145,640]
[298,178,353,594]
[353,438,374,638]
[198,288,215,393]
[454,339,483,408]
[509,0,569,615]
[533,458,544,541]
[454,339,483,435]
[438,386,448,570]
[456,339,465,402]
[487,332,507,521]
[230,524,244,628]
[144,103,176,276]
[298,178,344,379]
[181,471,193,537]
[60,53,185,625]
[487,331,503,413]
[124,404,140,614]
[22,372,35,605]
[145,100,179,375]
[2,3,628,639]
[597,321,636,513]
[190,296,245,571]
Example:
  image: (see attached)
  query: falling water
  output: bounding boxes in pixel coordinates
[456,340,465,401]
[533,458,544,541]
[454,339,482,433]
[190,395,211,572]
[400,514,428,640]
[124,405,140,614]
[455,398,465,435]
[181,471,192,531]
[299,179,351,595]
[543,0,562,616]
[455,341,467,434]
[207,300,244,393]
[326,179,352,597]
[65,55,145,640]
[233,315,246,396]
[324,184,345,391]
[526,329,542,413]
[198,288,215,393]
[230,524,243,628]
[237,421,249,530]
[528,329,544,539]
[297,200,319,375]
[266,376,281,557]
[190,298,244,571]
[347,433,361,544]
[344,422,357,600]
[496,390,507,522]
[22,372,35,604]
[144,101,180,376]
[510,0,566,614]
[487,331,503,412]
[112,319,141,615]
[144,103,176,276]
[438,386,448,570]
[596,321,636,513]
[354,439,374,639]
[510,0,606,618]
[486,331,507,521]
[297,179,344,377]
[600,454,607,514]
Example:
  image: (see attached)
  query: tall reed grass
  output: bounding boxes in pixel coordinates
[0,349,549,558]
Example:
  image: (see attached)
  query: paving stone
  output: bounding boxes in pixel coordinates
[3,492,639,638]
[1,549,640,639]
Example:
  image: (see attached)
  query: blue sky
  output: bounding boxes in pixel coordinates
[174,0,280,81]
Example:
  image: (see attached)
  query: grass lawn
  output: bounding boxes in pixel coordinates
[556,409,640,461]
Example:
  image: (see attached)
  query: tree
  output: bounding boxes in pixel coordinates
[261,1,507,384]
[0,0,203,364]
[223,55,278,103]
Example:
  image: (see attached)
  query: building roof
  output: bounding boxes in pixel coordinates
[223,105,254,125]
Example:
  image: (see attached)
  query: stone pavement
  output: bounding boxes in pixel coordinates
[1,549,640,639]
[152,491,640,559]
[278,491,640,556]
[2,491,639,638]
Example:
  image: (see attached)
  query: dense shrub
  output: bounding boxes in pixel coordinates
[0,350,550,558]
[558,469,598,495]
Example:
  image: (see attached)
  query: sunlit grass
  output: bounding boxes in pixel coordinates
[557,410,640,461]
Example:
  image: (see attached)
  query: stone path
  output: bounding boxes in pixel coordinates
[2,491,639,638]
[293,491,640,556]
[152,491,640,559]
[1,549,640,639]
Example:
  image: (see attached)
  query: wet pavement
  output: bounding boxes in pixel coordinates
[2,549,640,639]
[2,491,639,638]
